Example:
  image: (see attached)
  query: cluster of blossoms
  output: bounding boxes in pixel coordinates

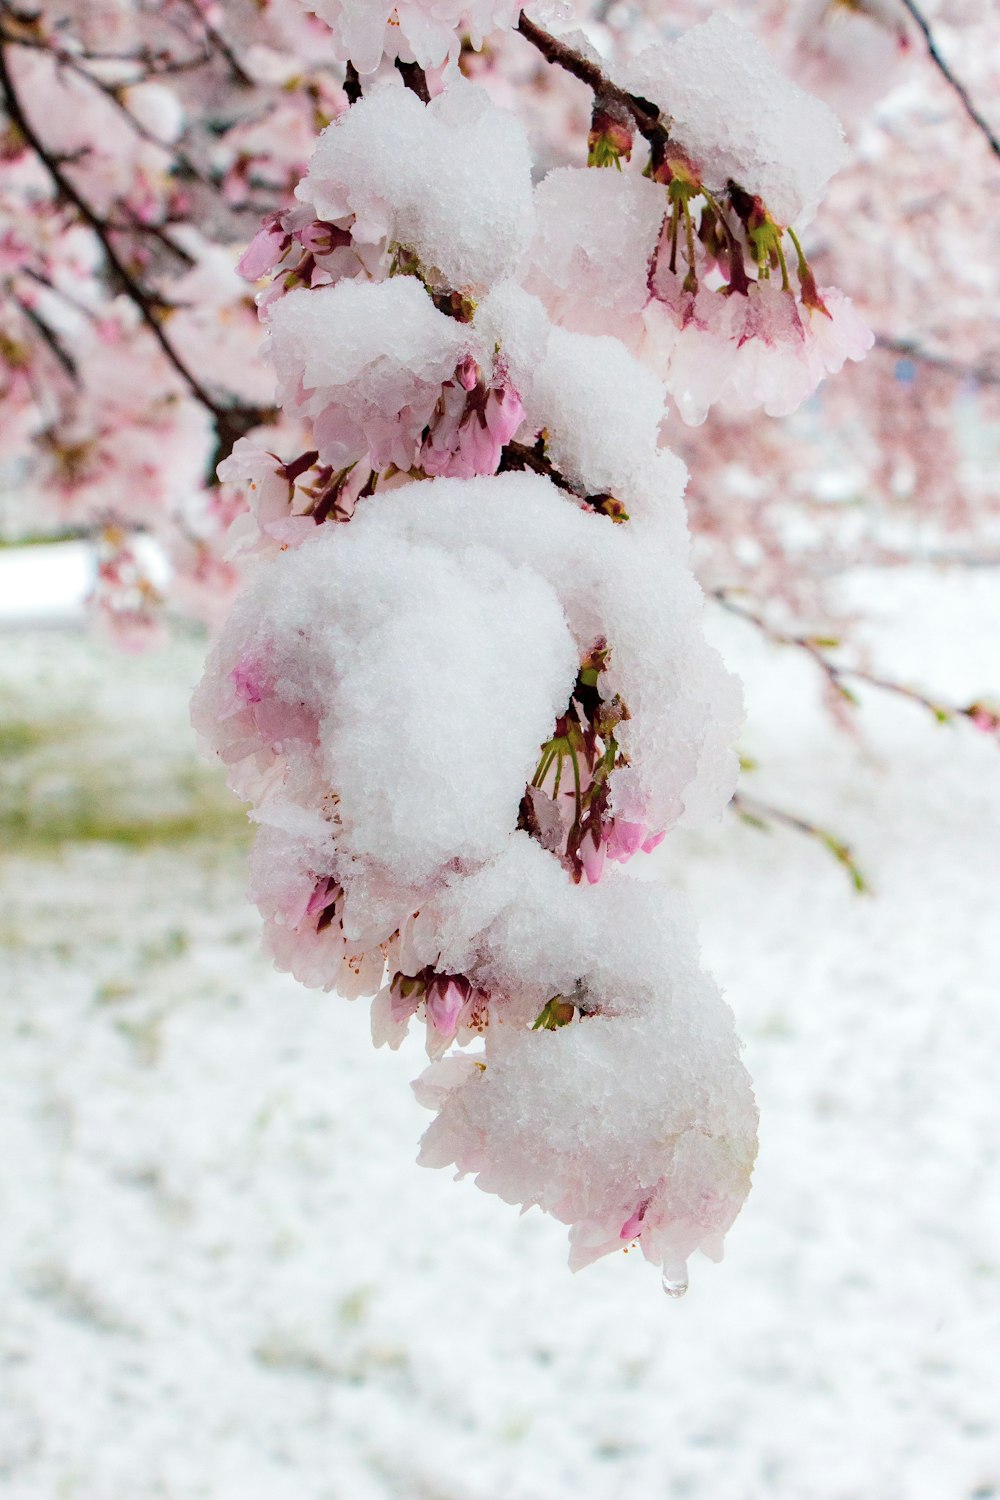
[11,0,994,1283]
[192,0,880,1287]
[595,0,1000,611]
[194,466,755,1279]
[522,14,873,425]
[4,0,998,651]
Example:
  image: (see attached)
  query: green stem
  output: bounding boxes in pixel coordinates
[569,740,583,828]
[682,196,698,290]
[786,225,808,276]
[532,743,557,789]
[774,235,790,292]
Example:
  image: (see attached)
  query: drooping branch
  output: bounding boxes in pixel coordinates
[896,0,1000,165]
[730,790,869,893]
[498,439,628,521]
[710,587,1000,735]
[515,10,668,153]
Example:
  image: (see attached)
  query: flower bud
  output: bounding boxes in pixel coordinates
[425,973,472,1037]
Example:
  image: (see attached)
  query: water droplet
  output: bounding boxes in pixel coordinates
[661,1268,688,1299]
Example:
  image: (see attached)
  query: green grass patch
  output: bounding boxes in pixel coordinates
[0,704,248,853]
[0,799,249,851]
[0,718,63,759]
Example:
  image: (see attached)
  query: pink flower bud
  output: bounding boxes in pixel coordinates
[294,221,352,256]
[968,703,1000,734]
[619,1199,650,1240]
[425,974,471,1037]
[607,819,646,862]
[484,379,525,447]
[237,215,289,282]
[456,354,480,392]
[581,833,607,885]
[390,970,427,1023]
[305,876,340,920]
[459,411,503,476]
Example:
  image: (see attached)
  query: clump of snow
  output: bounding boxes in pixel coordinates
[399,833,706,1015]
[267,277,470,469]
[299,78,534,294]
[522,320,670,501]
[523,167,663,338]
[475,284,681,516]
[411,838,757,1275]
[194,469,739,935]
[193,497,580,935]
[626,13,847,227]
[326,474,742,838]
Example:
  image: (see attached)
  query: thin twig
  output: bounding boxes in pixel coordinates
[730,790,869,892]
[21,264,98,317]
[710,586,998,732]
[498,438,626,520]
[0,14,238,198]
[174,0,254,87]
[13,294,78,379]
[896,0,1000,164]
[0,4,213,73]
[499,437,579,492]
[515,11,668,152]
[104,215,198,268]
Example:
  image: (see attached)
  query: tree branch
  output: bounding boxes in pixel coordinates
[343,61,362,104]
[896,0,1000,164]
[13,294,78,380]
[498,438,628,521]
[515,10,668,152]
[730,791,868,892]
[710,586,999,735]
[395,58,430,103]
[173,0,254,87]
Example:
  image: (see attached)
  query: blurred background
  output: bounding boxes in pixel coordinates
[2,550,998,1499]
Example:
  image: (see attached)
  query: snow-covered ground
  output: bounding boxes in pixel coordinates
[1,564,999,1500]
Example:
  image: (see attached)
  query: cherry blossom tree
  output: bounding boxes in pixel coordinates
[3,0,998,1286]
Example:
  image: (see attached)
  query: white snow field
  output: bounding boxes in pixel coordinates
[1,562,999,1500]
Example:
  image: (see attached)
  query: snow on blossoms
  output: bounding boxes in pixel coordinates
[193,469,755,1285]
[193,10,881,1285]
[526,15,874,423]
[296,78,534,294]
